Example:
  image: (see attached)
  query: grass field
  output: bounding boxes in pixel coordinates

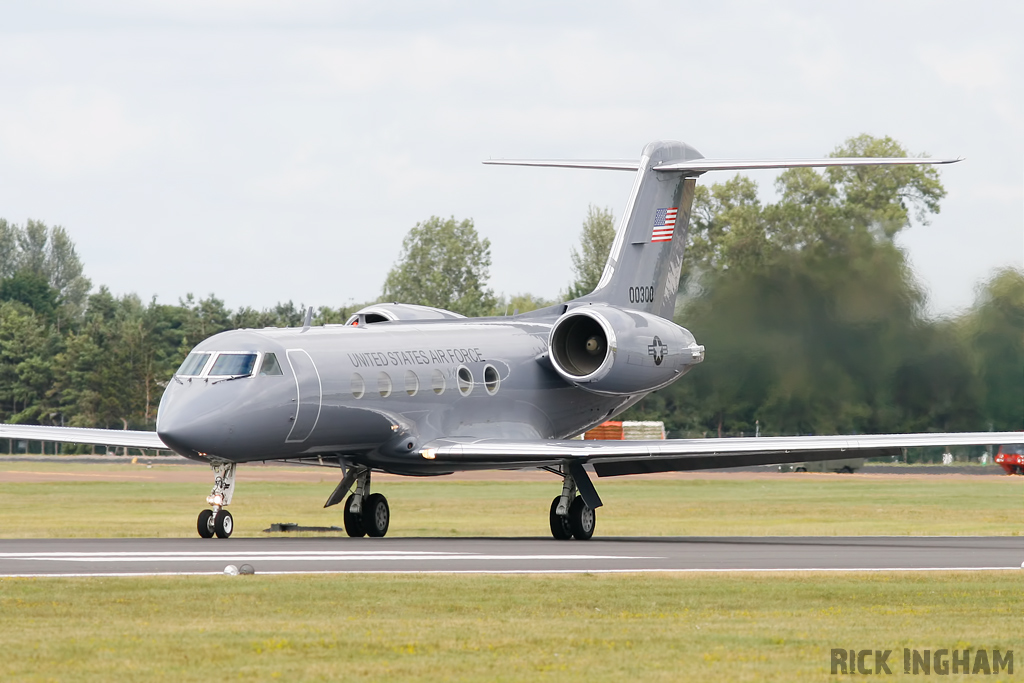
[0,462,1021,537]
[1,572,1021,681]
[2,464,1022,681]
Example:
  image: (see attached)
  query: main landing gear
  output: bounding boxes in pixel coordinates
[325,465,390,538]
[548,462,602,540]
[197,461,235,539]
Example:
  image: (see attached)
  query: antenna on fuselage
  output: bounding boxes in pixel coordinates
[301,306,313,332]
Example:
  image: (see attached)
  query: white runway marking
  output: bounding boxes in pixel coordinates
[0,550,660,563]
[0,567,1019,579]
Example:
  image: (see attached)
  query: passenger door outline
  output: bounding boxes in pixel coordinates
[285,349,322,443]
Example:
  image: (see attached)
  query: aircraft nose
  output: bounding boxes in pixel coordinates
[158,403,213,458]
[156,386,232,458]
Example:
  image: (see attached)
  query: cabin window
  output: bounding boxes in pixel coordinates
[405,370,419,396]
[259,353,283,376]
[484,364,500,395]
[457,366,473,396]
[378,372,393,398]
[176,353,211,376]
[209,353,258,377]
[431,369,446,395]
[351,373,365,399]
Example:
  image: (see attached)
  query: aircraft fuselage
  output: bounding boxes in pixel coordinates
[156,314,652,473]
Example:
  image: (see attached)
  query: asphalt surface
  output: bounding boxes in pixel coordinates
[0,536,1020,576]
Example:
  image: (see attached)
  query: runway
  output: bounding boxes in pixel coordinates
[0,536,1021,576]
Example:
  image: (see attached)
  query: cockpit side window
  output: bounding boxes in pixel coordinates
[176,353,211,376]
[259,353,284,376]
[209,353,258,377]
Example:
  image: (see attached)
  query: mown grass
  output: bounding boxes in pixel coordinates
[0,572,1020,682]
[0,463,1021,537]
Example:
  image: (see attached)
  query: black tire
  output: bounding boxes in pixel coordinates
[549,496,573,540]
[568,496,595,540]
[840,466,855,474]
[343,494,366,537]
[794,467,807,473]
[364,493,390,538]
[197,509,215,539]
[1014,466,1023,476]
[214,509,233,539]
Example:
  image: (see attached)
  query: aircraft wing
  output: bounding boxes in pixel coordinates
[420,431,1023,476]
[0,424,168,451]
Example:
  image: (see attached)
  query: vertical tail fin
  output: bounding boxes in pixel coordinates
[575,140,702,319]
[485,141,959,321]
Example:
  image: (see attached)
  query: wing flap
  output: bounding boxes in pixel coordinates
[420,432,1023,473]
[0,424,168,451]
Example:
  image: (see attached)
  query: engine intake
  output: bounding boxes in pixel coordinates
[548,305,703,396]
[549,311,612,378]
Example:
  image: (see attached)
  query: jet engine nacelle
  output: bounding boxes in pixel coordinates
[547,304,704,396]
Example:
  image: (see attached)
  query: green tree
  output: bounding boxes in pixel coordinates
[0,271,59,319]
[566,205,616,299]
[625,134,968,438]
[494,293,556,316]
[381,216,497,317]
[962,268,1024,431]
[0,301,59,423]
[0,219,91,320]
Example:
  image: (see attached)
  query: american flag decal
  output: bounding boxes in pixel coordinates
[651,207,678,242]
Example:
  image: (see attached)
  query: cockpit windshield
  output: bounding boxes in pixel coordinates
[259,353,283,376]
[209,353,258,377]
[176,353,211,376]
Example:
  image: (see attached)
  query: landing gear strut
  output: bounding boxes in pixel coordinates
[548,462,600,540]
[197,461,235,539]
[328,465,390,538]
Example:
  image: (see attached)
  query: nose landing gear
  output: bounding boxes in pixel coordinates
[197,461,236,539]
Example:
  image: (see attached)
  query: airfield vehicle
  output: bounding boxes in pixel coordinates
[994,444,1024,475]
[778,458,864,473]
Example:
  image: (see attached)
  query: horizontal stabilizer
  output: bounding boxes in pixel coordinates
[484,156,961,175]
[482,159,640,171]
[651,156,963,174]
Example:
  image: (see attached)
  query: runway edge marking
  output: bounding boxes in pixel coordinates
[1,566,1021,578]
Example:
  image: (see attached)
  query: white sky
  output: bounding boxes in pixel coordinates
[0,1,1020,317]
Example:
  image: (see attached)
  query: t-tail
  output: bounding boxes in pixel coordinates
[484,140,961,321]
[575,140,700,319]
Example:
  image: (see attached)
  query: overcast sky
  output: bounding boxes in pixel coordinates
[0,1,1020,317]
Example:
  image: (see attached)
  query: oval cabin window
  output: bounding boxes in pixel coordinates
[457,366,473,396]
[378,372,392,398]
[483,364,500,395]
[405,370,419,396]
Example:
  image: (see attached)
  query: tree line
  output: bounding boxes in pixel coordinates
[0,135,1020,450]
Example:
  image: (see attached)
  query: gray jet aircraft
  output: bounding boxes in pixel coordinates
[4,140,1020,540]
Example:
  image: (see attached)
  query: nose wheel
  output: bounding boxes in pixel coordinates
[197,462,236,539]
[197,508,233,539]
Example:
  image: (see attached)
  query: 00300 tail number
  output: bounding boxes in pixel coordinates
[628,286,655,304]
